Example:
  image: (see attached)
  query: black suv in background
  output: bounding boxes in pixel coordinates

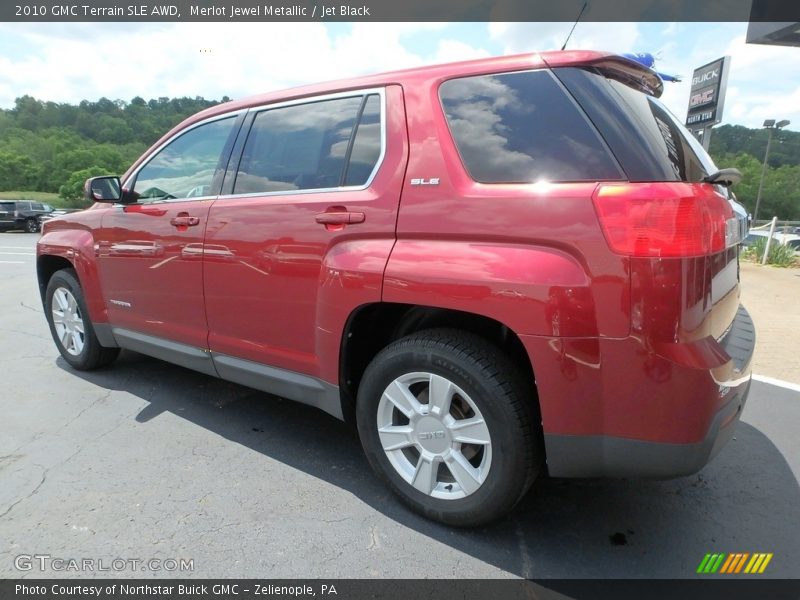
[0,201,54,233]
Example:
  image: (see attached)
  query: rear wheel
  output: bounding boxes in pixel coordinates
[356,328,539,527]
[45,269,119,370]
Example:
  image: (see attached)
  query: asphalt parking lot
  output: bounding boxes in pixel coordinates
[1,232,799,579]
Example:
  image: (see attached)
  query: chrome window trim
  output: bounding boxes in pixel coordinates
[121,110,246,203]
[218,87,387,200]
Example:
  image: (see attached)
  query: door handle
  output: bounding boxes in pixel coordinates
[314,211,365,225]
[170,215,200,227]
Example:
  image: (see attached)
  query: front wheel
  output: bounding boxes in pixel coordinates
[45,269,120,370]
[356,329,540,527]
[25,218,39,233]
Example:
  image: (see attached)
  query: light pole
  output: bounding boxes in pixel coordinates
[753,118,790,223]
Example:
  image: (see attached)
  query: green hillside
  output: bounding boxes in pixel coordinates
[0,96,798,218]
[0,95,225,206]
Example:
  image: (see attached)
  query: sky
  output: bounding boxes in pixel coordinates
[0,21,799,132]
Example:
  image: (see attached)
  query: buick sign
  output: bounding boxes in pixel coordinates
[686,56,730,129]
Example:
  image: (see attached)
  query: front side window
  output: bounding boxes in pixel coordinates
[133,116,237,202]
[233,94,382,195]
[439,70,622,183]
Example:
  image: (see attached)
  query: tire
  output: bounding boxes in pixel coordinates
[25,218,39,233]
[45,269,120,370]
[356,328,540,527]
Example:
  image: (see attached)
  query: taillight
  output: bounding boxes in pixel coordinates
[592,182,734,258]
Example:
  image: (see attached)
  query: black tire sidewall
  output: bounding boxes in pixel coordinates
[45,269,102,369]
[356,333,533,526]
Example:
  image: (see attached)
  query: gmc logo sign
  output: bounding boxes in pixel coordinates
[690,89,715,107]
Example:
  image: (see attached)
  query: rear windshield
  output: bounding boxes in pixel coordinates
[606,78,717,181]
[555,67,717,183]
[439,69,623,183]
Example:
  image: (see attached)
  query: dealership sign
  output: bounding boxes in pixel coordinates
[686,56,731,129]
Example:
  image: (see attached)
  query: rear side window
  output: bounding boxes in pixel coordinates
[0,202,13,211]
[344,95,382,186]
[439,70,622,183]
[233,93,382,195]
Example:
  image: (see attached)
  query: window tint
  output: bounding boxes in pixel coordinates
[234,95,374,195]
[606,79,715,182]
[344,94,381,186]
[233,96,362,194]
[439,70,622,183]
[32,203,44,210]
[0,202,13,211]
[134,117,236,202]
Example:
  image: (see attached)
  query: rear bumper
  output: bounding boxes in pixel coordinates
[543,379,749,477]
[525,305,755,478]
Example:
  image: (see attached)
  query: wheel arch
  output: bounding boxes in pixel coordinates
[339,302,539,426]
[37,254,75,303]
[37,230,116,347]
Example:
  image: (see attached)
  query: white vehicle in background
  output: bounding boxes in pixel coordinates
[743,229,800,254]
[782,235,800,254]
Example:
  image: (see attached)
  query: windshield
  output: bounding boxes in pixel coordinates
[607,79,717,182]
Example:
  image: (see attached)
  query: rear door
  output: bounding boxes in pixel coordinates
[0,202,14,227]
[96,114,242,350]
[203,86,407,380]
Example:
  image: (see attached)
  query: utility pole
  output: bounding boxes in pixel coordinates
[754,118,790,223]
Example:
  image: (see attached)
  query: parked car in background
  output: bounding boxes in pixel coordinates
[0,201,54,233]
[36,50,754,526]
[742,230,777,247]
[38,208,83,226]
[743,229,800,254]
[781,234,800,254]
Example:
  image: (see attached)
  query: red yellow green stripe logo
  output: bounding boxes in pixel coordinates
[697,552,773,574]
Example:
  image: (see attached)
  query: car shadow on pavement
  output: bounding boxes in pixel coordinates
[59,350,800,579]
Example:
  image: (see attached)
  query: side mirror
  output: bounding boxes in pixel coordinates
[84,176,125,203]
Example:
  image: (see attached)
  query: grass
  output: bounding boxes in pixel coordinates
[741,237,799,267]
[0,190,67,206]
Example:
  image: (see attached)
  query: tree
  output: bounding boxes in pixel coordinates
[0,151,37,190]
[58,166,114,207]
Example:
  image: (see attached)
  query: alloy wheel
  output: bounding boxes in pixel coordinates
[376,371,492,500]
[51,287,85,356]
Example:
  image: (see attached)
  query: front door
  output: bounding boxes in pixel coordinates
[96,115,240,349]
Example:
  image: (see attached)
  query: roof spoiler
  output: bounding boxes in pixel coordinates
[542,53,664,98]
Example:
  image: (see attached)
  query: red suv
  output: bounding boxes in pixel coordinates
[37,50,754,526]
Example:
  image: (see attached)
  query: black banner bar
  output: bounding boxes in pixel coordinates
[2,0,800,22]
[3,579,800,600]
